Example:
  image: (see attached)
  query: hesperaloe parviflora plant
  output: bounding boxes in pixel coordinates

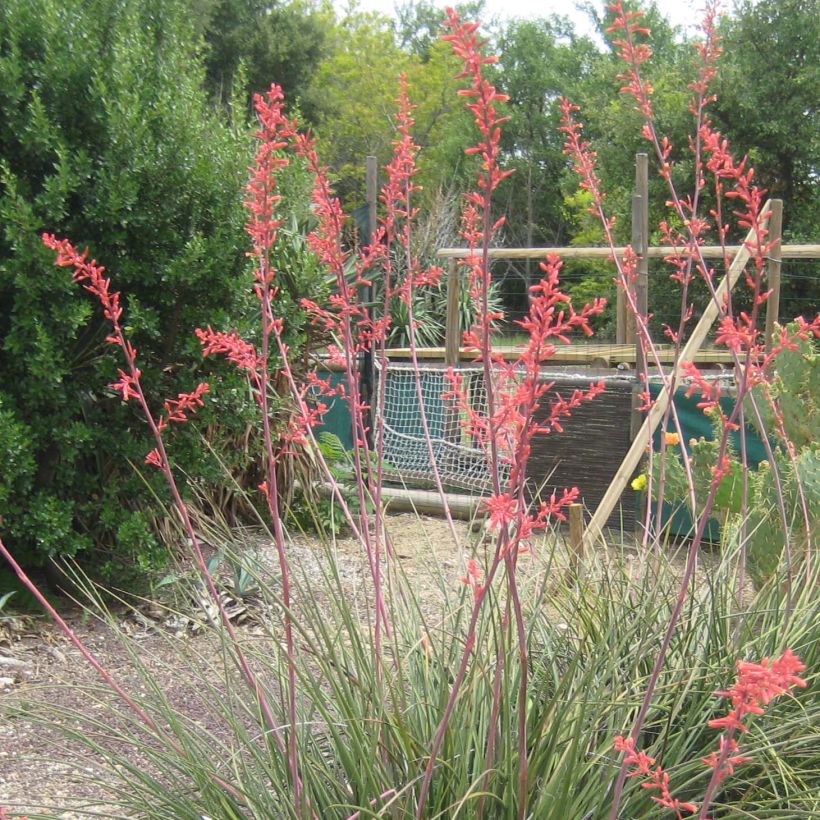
[559,2,817,816]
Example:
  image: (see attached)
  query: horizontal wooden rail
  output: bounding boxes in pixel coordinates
[437,244,820,260]
[382,345,737,365]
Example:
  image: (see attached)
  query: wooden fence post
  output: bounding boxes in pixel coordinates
[626,155,649,345]
[568,503,584,575]
[616,287,627,345]
[366,156,378,241]
[445,257,461,367]
[764,199,783,351]
[630,155,649,536]
[635,154,649,350]
[630,155,649,436]
[443,257,462,442]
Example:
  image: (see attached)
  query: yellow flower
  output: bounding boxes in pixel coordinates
[664,432,681,447]
[631,474,648,492]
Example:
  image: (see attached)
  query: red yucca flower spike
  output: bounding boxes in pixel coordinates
[614,735,698,818]
[443,7,513,214]
[616,649,808,818]
[246,85,295,269]
[42,233,209,470]
[606,1,654,119]
[43,229,294,791]
[42,234,123,325]
[709,649,808,735]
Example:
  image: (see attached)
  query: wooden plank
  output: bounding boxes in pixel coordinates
[764,199,784,351]
[437,244,820,260]
[316,482,483,520]
[568,503,584,574]
[583,201,773,549]
[384,345,737,365]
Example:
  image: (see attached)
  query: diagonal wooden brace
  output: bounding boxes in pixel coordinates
[583,200,773,548]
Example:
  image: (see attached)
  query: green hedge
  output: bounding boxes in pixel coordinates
[0,0,277,573]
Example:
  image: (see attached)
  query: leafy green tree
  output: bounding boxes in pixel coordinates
[570,2,692,236]
[305,9,474,214]
[714,0,819,238]
[394,0,485,61]
[304,11,413,205]
[713,0,819,320]
[495,16,602,259]
[201,0,331,112]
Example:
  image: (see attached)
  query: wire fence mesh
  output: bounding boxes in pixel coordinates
[477,254,819,359]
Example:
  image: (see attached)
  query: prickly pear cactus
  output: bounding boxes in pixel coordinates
[746,445,819,586]
[752,328,819,450]
[745,330,819,585]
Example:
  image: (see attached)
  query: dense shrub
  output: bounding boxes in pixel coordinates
[0,0,322,573]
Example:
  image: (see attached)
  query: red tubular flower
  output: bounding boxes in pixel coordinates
[42,233,123,325]
[614,735,697,818]
[460,558,485,601]
[483,492,518,530]
[159,383,210,430]
[698,648,808,817]
[110,368,141,402]
[616,650,808,818]
[709,649,807,735]
[606,1,655,119]
[245,85,296,268]
[43,233,218,471]
[196,327,262,376]
[443,11,513,203]
[702,736,751,778]
[145,449,164,469]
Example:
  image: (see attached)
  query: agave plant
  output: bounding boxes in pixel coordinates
[385,291,444,348]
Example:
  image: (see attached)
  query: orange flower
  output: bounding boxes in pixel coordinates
[664,432,681,447]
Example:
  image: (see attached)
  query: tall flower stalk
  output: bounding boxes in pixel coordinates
[223,84,304,810]
[34,234,288,806]
[415,12,606,818]
[559,4,818,816]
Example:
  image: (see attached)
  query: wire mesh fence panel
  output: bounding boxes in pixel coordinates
[375,359,637,525]
[375,360,511,495]
[778,259,820,321]
[448,253,818,362]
